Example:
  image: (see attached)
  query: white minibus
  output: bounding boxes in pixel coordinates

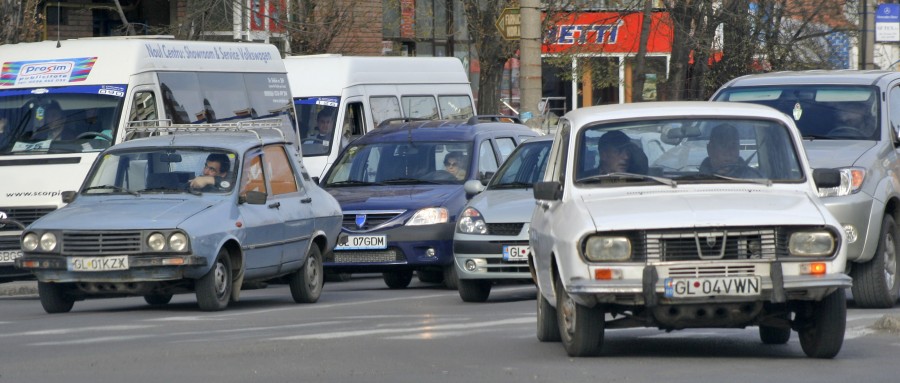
[283,54,475,179]
[0,36,295,281]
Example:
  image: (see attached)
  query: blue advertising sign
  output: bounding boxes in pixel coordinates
[876,4,900,42]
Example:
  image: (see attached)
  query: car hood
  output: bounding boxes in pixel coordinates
[581,189,828,231]
[326,185,462,211]
[802,139,877,168]
[468,189,536,222]
[30,197,220,230]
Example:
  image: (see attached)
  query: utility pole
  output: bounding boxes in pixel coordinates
[519,0,543,132]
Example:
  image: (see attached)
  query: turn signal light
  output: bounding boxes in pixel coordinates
[800,262,827,275]
[594,268,622,280]
[162,258,185,266]
[19,260,39,268]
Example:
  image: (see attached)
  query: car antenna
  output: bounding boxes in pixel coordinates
[55,2,61,48]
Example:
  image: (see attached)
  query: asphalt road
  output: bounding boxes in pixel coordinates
[1,275,899,383]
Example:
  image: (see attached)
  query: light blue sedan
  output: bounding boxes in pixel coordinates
[17,126,342,313]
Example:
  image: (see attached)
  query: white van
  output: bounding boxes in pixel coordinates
[283,54,476,179]
[0,36,296,281]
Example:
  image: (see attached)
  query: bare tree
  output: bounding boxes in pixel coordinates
[461,0,520,115]
[1,0,43,44]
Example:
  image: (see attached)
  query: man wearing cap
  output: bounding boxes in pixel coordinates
[597,130,647,174]
[700,123,760,178]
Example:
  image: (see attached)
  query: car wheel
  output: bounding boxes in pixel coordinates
[458,279,491,302]
[443,265,459,290]
[196,249,232,311]
[144,294,173,306]
[851,215,900,308]
[383,271,413,289]
[38,282,75,314]
[537,290,561,342]
[798,289,846,359]
[555,276,603,356]
[759,312,791,345]
[290,245,324,303]
[416,270,444,284]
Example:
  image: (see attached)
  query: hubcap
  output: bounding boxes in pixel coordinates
[885,234,897,290]
[306,255,320,290]
[560,290,576,337]
[214,261,228,298]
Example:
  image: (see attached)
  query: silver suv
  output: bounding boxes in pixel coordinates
[713,70,900,308]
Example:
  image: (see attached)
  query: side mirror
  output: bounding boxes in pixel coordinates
[812,168,841,189]
[480,171,495,186]
[239,190,267,205]
[61,191,77,204]
[312,176,320,185]
[533,181,562,201]
[464,179,485,197]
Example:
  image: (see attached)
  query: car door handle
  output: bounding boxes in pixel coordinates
[268,202,281,209]
[300,197,312,204]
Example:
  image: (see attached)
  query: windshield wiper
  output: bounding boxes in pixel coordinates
[802,134,832,140]
[577,172,677,188]
[325,180,383,187]
[675,173,772,186]
[83,185,140,196]
[490,181,533,189]
[382,178,442,185]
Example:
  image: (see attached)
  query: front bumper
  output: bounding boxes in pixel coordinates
[325,222,455,272]
[15,254,208,283]
[821,192,879,263]
[453,238,531,280]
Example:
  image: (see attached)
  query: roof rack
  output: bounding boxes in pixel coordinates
[125,118,287,142]
[466,115,521,125]
[376,117,431,129]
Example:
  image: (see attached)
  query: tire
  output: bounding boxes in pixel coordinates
[555,276,604,356]
[458,279,491,302]
[417,270,444,284]
[196,249,233,311]
[851,215,900,308]
[38,282,75,314]
[443,265,459,290]
[759,312,791,345]
[144,294,173,306]
[799,289,847,359]
[537,290,561,342]
[383,270,413,289]
[290,245,324,303]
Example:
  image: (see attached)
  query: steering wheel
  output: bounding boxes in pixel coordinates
[76,131,112,141]
[827,126,862,138]
[717,163,762,178]
[428,169,457,181]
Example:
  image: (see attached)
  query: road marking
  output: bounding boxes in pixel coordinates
[270,317,534,341]
[0,324,152,338]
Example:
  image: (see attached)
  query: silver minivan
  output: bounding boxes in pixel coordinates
[713,71,900,308]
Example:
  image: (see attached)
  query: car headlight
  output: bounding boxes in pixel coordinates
[584,236,632,262]
[22,233,39,252]
[818,167,864,197]
[406,207,449,226]
[147,232,166,251]
[40,232,57,252]
[169,232,188,252]
[457,207,487,234]
[788,231,835,257]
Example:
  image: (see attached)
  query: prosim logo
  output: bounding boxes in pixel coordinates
[20,61,74,76]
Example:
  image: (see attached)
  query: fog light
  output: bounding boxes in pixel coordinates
[425,248,436,258]
[843,224,858,244]
[594,268,623,280]
[465,259,477,271]
[800,262,827,275]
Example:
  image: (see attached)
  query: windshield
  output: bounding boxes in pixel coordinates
[714,85,879,140]
[0,85,125,155]
[488,139,552,189]
[295,96,340,157]
[84,148,238,195]
[575,118,803,185]
[324,141,472,186]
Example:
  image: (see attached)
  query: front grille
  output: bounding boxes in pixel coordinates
[646,228,777,261]
[485,257,530,273]
[487,223,524,236]
[62,231,142,255]
[0,206,56,232]
[331,248,406,263]
[0,236,19,251]
[342,211,404,231]
[666,264,758,278]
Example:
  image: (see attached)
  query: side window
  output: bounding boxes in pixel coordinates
[495,137,516,163]
[890,86,900,139]
[344,102,367,139]
[197,73,250,123]
[478,140,499,179]
[438,95,474,120]
[129,91,157,122]
[159,73,203,124]
[402,96,439,119]
[548,120,570,184]
[264,145,299,195]
[370,96,401,126]
[239,151,268,195]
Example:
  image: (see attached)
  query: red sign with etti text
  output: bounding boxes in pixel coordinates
[542,12,673,54]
